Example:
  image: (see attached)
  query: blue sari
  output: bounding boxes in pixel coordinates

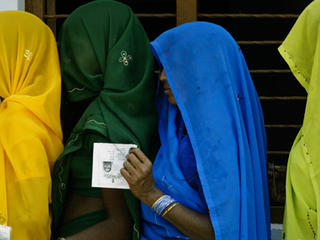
[141,22,270,240]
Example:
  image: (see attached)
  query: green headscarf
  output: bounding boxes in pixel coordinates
[278,0,320,238]
[51,0,157,239]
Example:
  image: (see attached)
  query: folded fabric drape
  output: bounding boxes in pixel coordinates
[0,11,63,240]
[141,22,270,240]
[51,1,158,239]
[278,0,320,238]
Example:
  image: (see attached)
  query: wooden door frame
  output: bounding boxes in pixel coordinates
[25,0,44,19]
[177,0,197,25]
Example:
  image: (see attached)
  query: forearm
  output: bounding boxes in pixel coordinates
[163,202,215,240]
[64,189,132,240]
[142,188,215,240]
[65,216,131,240]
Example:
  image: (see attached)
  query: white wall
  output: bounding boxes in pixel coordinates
[0,0,25,11]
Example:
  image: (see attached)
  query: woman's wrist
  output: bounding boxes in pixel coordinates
[152,195,178,216]
[141,187,164,207]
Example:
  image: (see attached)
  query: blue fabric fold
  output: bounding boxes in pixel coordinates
[141,22,270,240]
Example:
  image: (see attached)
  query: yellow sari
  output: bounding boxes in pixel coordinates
[0,12,63,240]
[279,0,320,239]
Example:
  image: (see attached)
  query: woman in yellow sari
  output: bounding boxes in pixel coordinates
[279,0,320,239]
[0,11,63,240]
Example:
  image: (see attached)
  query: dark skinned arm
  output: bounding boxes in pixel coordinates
[121,148,215,240]
[65,189,132,240]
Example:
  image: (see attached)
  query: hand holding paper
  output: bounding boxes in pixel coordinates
[92,143,137,189]
[121,148,163,207]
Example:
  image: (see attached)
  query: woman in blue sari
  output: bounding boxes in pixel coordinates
[121,22,270,240]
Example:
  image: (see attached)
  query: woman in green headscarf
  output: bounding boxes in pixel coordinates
[51,1,157,239]
[278,0,320,239]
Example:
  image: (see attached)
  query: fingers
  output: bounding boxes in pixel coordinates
[120,168,132,182]
[129,148,151,166]
[121,148,153,186]
[121,162,140,185]
[123,159,138,176]
[126,152,146,172]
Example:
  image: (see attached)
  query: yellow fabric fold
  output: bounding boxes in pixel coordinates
[0,147,7,226]
[0,11,63,240]
[278,0,320,239]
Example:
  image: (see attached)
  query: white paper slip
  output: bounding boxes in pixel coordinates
[92,143,137,189]
[0,225,11,240]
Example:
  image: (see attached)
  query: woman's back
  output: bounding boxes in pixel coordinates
[0,11,63,240]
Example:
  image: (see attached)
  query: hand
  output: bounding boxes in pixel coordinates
[121,148,163,206]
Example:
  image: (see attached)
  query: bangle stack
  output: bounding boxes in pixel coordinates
[152,195,179,217]
[161,202,179,217]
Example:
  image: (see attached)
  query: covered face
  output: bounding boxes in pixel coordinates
[160,69,177,105]
[0,11,62,137]
[58,0,158,145]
